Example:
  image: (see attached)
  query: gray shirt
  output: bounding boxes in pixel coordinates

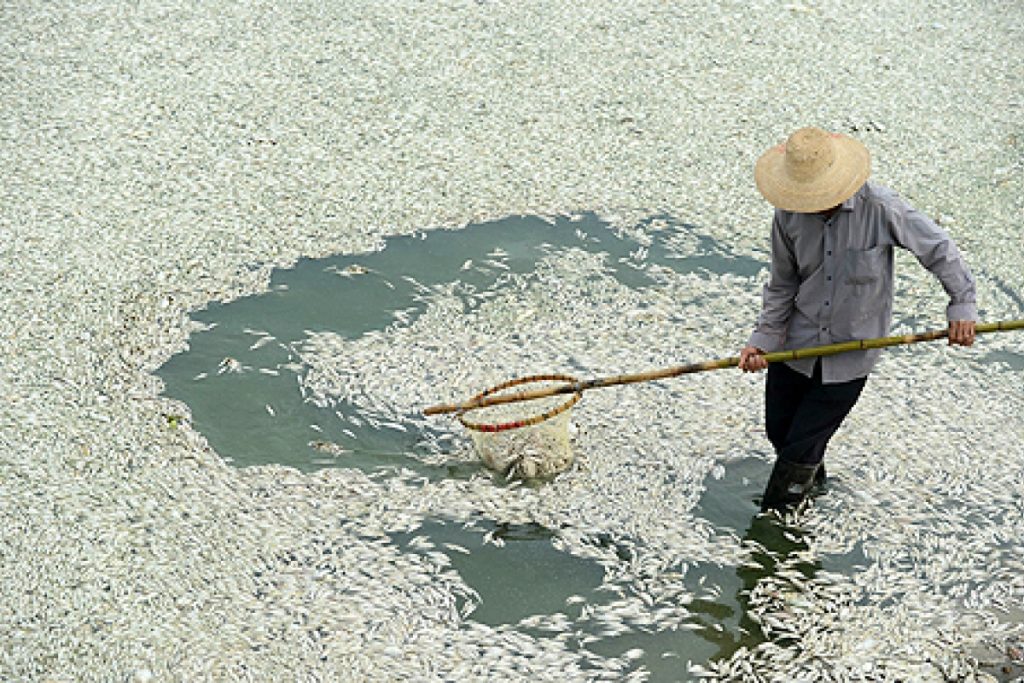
[748,181,977,383]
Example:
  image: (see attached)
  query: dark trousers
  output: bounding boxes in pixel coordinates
[765,360,867,466]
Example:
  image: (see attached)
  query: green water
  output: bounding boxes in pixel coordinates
[159,214,864,678]
[382,460,864,679]
[387,483,837,679]
[157,213,762,474]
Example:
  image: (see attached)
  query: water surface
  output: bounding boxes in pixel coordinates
[160,214,867,678]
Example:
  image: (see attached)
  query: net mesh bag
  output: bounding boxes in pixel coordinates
[458,375,581,479]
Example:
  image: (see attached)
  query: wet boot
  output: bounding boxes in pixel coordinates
[760,459,821,514]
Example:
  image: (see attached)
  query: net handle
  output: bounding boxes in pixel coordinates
[424,319,1024,416]
[457,373,582,433]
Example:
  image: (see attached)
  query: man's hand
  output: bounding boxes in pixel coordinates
[739,345,768,372]
[949,320,976,346]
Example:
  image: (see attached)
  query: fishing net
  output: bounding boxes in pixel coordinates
[458,374,581,479]
[432,320,1024,484]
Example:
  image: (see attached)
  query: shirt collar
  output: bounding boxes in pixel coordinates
[839,183,866,212]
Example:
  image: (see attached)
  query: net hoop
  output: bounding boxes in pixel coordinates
[457,374,581,433]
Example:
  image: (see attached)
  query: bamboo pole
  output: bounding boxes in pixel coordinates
[423,319,1024,416]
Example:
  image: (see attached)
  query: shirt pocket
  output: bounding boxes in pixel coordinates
[844,246,886,285]
[832,245,890,340]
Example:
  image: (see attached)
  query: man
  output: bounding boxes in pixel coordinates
[739,127,977,514]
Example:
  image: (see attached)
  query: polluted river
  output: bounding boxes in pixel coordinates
[159,214,1024,680]
[5,2,1024,680]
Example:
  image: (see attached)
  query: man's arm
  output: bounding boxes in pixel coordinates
[741,212,799,371]
[886,197,977,346]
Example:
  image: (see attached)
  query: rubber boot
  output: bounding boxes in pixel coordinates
[760,459,821,514]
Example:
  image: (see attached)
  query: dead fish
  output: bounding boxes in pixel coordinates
[309,440,350,457]
[249,335,276,350]
[217,357,244,374]
[338,264,369,277]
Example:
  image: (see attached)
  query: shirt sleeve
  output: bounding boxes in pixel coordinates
[748,212,799,351]
[885,197,978,322]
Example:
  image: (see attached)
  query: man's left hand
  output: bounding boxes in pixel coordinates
[949,320,976,346]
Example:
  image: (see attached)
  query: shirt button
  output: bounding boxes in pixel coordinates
[826,250,832,256]
[825,301,830,306]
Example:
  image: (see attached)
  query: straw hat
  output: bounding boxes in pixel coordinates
[754,127,870,212]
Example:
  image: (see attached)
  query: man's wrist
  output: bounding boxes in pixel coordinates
[748,331,781,353]
[946,302,977,322]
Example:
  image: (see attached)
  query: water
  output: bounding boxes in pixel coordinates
[392,520,606,627]
[386,491,828,679]
[158,213,871,678]
[158,212,762,473]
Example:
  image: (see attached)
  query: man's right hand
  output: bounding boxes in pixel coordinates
[739,345,768,372]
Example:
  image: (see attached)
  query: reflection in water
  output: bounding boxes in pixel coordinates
[384,462,836,680]
[683,513,820,660]
[733,515,820,649]
[691,456,860,670]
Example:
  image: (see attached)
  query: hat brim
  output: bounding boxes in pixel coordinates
[754,135,870,212]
